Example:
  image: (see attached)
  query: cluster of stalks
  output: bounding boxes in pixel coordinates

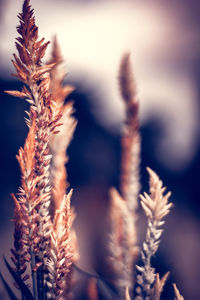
[0,1,184,300]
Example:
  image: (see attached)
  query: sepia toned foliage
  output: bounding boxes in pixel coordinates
[0,1,184,300]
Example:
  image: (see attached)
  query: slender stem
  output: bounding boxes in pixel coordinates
[27,198,39,300]
[30,247,39,300]
[29,76,44,300]
[37,246,44,300]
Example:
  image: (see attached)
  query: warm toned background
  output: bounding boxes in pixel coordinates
[0,0,200,299]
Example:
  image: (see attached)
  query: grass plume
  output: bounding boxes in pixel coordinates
[4,0,76,299]
[119,53,141,212]
[136,168,173,299]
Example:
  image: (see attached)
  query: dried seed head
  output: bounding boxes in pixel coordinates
[136,169,173,298]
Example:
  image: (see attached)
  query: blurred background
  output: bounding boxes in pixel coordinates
[0,0,200,299]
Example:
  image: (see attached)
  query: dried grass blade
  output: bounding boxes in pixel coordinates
[0,271,18,300]
[4,257,33,300]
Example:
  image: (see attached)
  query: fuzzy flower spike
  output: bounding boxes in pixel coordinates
[4,1,76,299]
[136,167,172,300]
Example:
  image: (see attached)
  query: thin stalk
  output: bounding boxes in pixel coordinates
[30,248,39,300]
[27,198,38,300]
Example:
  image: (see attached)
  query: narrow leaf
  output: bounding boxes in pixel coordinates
[0,271,18,300]
[4,257,34,300]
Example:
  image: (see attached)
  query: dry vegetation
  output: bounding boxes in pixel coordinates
[0,1,184,299]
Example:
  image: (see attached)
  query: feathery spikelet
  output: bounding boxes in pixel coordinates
[48,36,77,212]
[151,272,170,300]
[173,284,184,300]
[106,188,138,296]
[14,112,52,298]
[48,36,75,105]
[46,190,75,299]
[119,53,140,212]
[10,193,30,293]
[136,168,172,299]
[140,168,172,221]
